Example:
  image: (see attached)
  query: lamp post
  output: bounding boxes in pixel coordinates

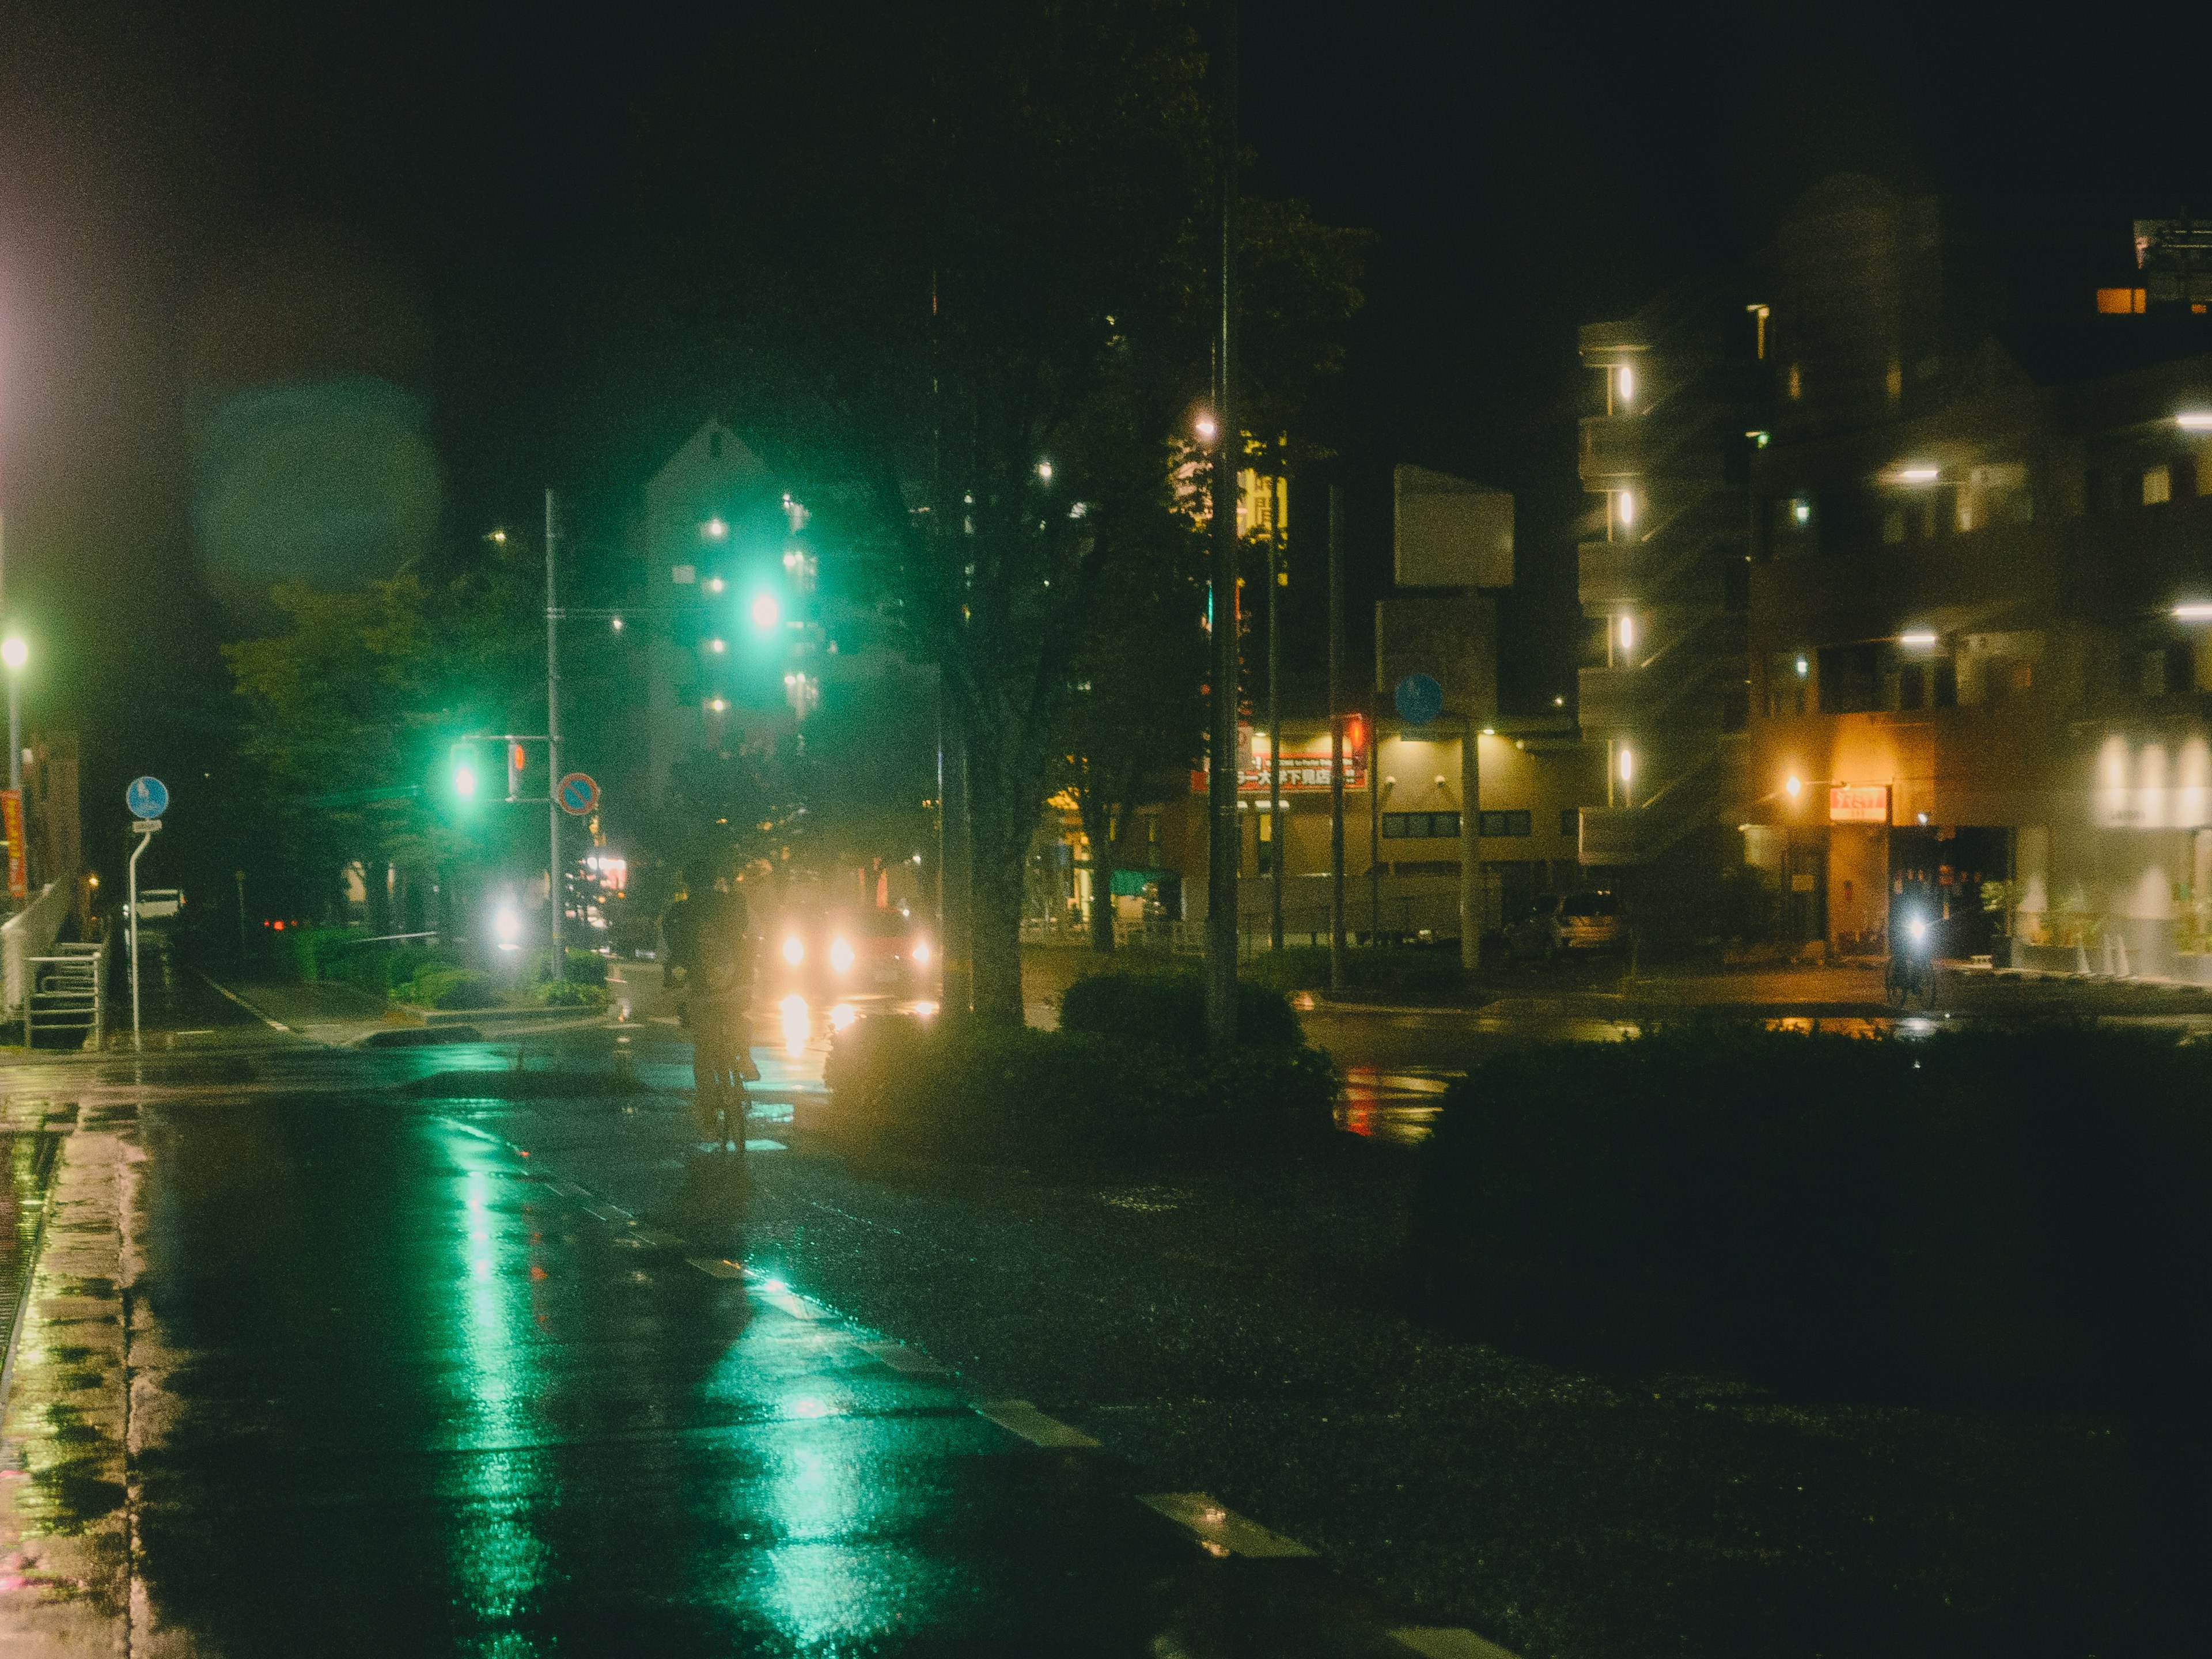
[1,634,23,794]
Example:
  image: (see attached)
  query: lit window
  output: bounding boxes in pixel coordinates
[2143,465,2173,506]
[1792,497,1812,527]
[2096,287,2147,315]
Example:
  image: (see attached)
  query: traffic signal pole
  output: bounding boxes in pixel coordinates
[546,488,564,981]
[1204,0,1240,1050]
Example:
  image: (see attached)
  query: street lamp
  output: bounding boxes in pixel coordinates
[1,634,26,793]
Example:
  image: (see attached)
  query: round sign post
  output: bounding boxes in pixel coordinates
[123,777,167,1050]
[556,772,599,817]
[1394,673,1444,727]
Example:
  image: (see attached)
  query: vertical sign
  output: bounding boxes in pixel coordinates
[1,788,24,899]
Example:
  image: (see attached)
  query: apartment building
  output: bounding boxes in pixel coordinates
[1745,181,2212,974]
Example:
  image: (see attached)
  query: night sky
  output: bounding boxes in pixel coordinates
[2,2,2204,877]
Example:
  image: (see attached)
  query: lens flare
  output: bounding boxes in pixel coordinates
[829,1002,857,1032]
[778,994,809,1056]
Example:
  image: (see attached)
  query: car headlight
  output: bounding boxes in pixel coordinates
[829,936,855,974]
[782,935,805,967]
[911,938,931,965]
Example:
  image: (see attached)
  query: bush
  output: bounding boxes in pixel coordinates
[531,977,608,1008]
[327,944,452,999]
[1058,971,1301,1052]
[824,1013,1338,1166]
[531,946,608,987]
[1411,1024,2212,1410]
[401,967,499,1010]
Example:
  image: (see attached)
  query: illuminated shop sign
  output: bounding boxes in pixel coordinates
[1194,730,1370,793]
[1828,784,1889,824]
[2092,735,2212,828]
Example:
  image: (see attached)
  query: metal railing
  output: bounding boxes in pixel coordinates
[25,940,105,1050]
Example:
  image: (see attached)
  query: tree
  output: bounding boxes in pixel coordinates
[1058,504,1208,953]
[224,545,543,930]
[557,0,1365,1020]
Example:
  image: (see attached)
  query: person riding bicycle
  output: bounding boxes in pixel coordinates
[664,858,757,1146]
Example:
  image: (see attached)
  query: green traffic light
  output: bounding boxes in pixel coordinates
[449,741,480,804]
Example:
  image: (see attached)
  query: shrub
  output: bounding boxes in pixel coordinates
[402,967,499,1010]
[327,944,452,999]
[531,977,608,1008]
[531,947,608,986]
[824,1013,1338,1166]
[1411,1024,2212,1410]
[1058,971,1301,1052]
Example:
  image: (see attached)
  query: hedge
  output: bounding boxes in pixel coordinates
[1058,971,1301,1052]
[400,967,499,1010]
[823,1013,1339,1165]
[1410,1024,2212,1410]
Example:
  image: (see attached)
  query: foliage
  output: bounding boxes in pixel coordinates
[531,977,609,1007]
[623,1,1367,1019]
[400,967,499,1010]
[1411,1024,2212,1410]
[531,947,608,987]
[224,548,545,923]
[823,1012,1338,1166]
[1058,970,1301,1053]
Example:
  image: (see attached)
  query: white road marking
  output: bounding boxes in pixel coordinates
[1138,1492,1316,1558]
[858,1340,945,1374]
[541,1179,590,1199]
[685,1257,744,1278]
[582,1203,632,1223]
[195,974,289,1031]
[977,1400,1100,1449]
[1390,1628,1522,1659]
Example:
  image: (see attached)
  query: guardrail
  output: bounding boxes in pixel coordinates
[25,939,105,1050]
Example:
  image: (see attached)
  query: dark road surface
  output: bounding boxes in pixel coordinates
[0,976,1488,1658]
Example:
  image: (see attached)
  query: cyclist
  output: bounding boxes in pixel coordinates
[664,858,757,1150]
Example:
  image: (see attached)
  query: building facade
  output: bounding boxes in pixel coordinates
[1745,181,2212,974]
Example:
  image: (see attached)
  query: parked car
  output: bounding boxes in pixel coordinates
[1506,890,1627,959]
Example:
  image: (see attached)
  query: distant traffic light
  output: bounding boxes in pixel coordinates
[507,742,527,800]
[449,742,481,805]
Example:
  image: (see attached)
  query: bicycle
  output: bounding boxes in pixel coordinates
[1884,912,1938,1011]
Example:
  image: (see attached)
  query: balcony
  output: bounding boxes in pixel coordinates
[1578,415,1653,484]
[1577,665,1649,730]
[1578,540,1642,609]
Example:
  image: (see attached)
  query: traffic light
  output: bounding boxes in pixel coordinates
[448,742,482,806]
[506,742,527,801]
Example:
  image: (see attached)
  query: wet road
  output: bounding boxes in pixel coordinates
[0,996,1479,1658]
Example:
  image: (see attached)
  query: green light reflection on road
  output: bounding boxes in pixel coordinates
[445,1141,550,1631]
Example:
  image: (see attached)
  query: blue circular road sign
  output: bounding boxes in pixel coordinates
[126,776,169,819]
[1394,673,1444,726]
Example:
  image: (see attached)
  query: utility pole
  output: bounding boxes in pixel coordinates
[1370,716,1383,943]
[1328,485,1345,989]
[1460,713,1480,971]
[939,677,972,1016]
[235,869,247,959]
[546,489,565,980]
[1267,483,1283,955]
[1205,0,1241,1048]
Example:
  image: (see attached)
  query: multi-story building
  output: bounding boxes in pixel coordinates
[1745,179,2212,975]
[1574,286,1763,932]
[1119,715,1605,944]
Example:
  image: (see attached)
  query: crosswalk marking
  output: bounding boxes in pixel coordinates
[1138,1491,1315,1558]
